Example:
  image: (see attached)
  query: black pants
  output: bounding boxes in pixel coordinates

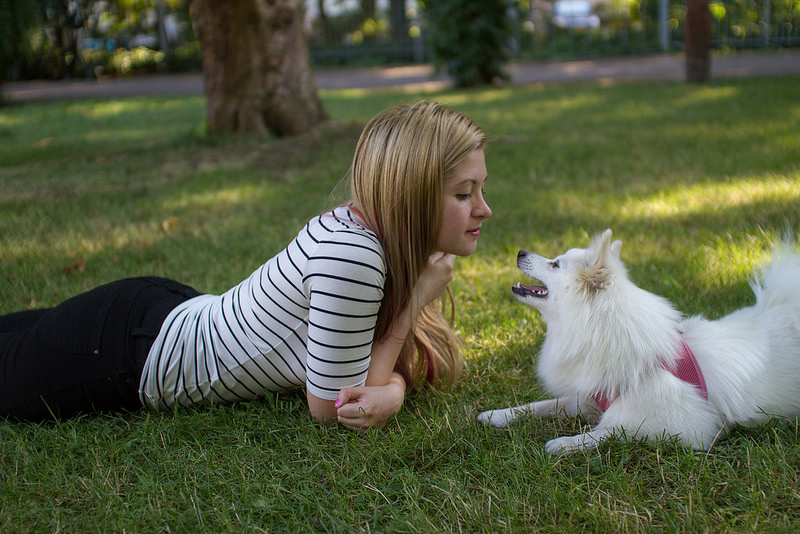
[0,277,199,421]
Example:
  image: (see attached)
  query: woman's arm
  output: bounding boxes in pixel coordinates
[307,252,455,429]
[365,252,455,385]
[304,292,413,427]
[305,305,411,429]
[333,372,407,430]
[305,372,406,429]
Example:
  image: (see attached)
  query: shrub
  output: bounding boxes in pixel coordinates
[420,0,513,87]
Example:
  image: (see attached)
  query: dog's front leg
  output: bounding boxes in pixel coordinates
[477,402,539,427]
[545,427,613,455]
[531,395,599,420]
[478,395,592,428]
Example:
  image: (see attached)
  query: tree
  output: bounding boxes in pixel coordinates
[191,0,328,136]
[0,0,38,97]
[685,0,711,83]
[389,0,407,42]
[421,0,512,88]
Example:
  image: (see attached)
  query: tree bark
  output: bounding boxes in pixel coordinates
[390,0,408,42]
[191,0,328,136]
[685,0,712,83]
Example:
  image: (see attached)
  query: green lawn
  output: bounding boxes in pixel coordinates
[1,75,800,532]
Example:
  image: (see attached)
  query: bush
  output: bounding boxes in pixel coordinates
[420,0,513,87]
[0,0,38,83]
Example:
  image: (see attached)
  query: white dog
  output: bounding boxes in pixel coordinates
[478,229,800,454]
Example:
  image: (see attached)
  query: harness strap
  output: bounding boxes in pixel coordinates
[592,335,707,412]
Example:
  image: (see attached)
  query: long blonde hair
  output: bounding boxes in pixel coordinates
[348,101,487,390]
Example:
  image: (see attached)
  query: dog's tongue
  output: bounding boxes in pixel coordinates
[512,282,548,297]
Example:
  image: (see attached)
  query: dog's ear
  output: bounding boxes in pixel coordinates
[580,230,613,294]
[589,229,613,267]
[611,239,622,259]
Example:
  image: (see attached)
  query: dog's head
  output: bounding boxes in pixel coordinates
[512,229,623,315]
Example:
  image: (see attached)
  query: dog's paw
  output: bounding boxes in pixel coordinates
[478,403,539,427]
[477,408,521,428]
[477,409,509,427]
[545,432,603,455]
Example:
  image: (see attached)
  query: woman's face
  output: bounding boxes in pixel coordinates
[437,149,492,256]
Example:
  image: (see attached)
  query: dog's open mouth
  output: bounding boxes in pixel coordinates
[512,282,548,298]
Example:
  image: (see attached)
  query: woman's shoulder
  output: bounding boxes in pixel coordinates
[302,206,385,277]
[308,205,382,250]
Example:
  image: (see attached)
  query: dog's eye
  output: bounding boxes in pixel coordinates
[551,260,560,269]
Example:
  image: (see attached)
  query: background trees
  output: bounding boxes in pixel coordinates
[0,0,38,95]
[191,0,327,136]
[4,1,796,115]
[685,0,712,82]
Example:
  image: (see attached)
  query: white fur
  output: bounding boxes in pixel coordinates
[478,229,800,454]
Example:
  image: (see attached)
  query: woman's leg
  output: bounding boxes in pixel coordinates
[0,309,49,333]
[0,277,199,421]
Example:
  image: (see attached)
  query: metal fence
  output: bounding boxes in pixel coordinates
[305,0,800,65]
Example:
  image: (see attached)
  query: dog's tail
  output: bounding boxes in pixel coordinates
[750,238,800,311]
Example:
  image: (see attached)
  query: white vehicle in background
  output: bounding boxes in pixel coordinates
[552,0,601,29]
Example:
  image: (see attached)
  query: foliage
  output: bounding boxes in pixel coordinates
[0,0,39,84]
[6,0,800,82]
[514,0,800,59]
[308,1,420,67]
[1,76,800,531]
[3,0,197,82]
[420,0,513,87]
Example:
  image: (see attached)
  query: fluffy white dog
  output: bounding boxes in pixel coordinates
[478,230,800,454]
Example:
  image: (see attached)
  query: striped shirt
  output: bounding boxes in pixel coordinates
[139,206,386,410]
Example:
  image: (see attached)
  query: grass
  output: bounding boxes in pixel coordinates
[1,74,800,532]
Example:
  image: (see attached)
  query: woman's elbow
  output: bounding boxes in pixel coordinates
[306,390,338,425]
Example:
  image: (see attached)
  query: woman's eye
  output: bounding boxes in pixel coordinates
[456,193,472,200]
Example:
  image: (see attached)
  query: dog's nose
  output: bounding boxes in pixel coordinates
[517,250,527,259]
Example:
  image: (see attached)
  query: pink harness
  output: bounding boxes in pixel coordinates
[593,336,707,412]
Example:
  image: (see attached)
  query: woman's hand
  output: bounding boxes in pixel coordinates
[412,252,456,312]
[334,374,406,431]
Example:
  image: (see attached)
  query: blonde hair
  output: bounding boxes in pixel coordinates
[348,101,487,390]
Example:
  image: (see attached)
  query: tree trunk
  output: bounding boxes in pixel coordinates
[685,0,711,83]
[390,0,407,42]
[361,0,376,19]
[191,0,328,136]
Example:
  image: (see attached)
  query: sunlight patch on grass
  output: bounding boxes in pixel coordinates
[436,89,516,107]
[82,128,166,144]
[513,93,604,123]
[72,223,165,257]
[320,88,375,100]
[671,85,740,108]
[1,219,167,278]
[700,236,771,289]
[606,99,662,121]
[619,175,799,222]
[80,100,149,118]
[167,181,278,213]
[0,113,23,129]
[72,96,205,120]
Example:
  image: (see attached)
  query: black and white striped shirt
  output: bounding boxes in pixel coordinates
[139,206,386,410]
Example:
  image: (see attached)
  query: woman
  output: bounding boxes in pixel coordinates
[0,101,492,430]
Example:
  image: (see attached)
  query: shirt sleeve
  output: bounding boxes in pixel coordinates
[302,229,386,400]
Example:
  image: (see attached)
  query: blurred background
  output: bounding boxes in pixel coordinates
[2,0,798,82]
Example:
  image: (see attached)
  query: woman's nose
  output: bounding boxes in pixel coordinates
[475,197,492,218]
